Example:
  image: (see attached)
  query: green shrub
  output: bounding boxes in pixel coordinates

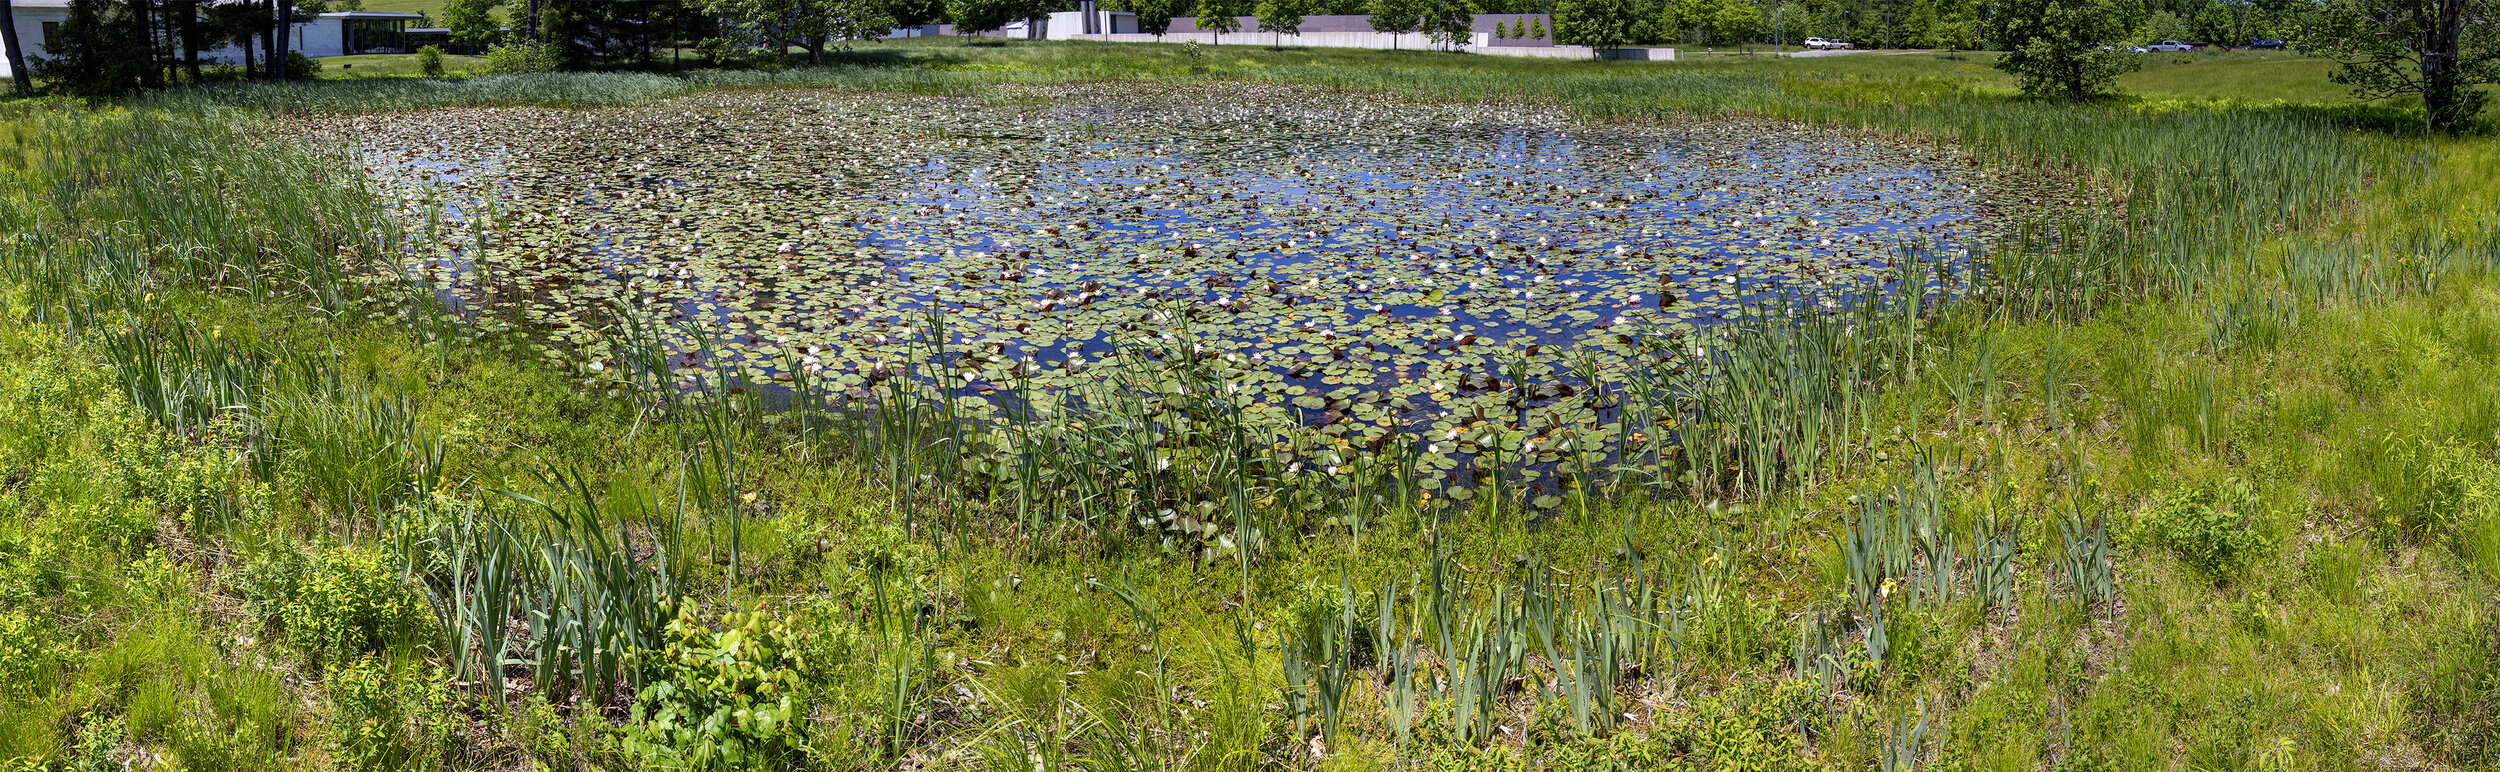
[330,655,449,771]
[2417,442,2500,569]
[273,549,428,668]
[1658,678,1821,770]
[416,46,446,78]
[234,546,307,621]
[66,713,126,772]
[696,38,751,68]
[624,608,810,770]
[1423,744,1527,771]
[0,612,56,699]
[483,41,563,74]
[2136,485,2271,581]
[284,51,323,79]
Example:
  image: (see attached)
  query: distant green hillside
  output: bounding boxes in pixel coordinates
[357,0,452,22]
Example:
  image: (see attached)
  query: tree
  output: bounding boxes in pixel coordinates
[1990,0,2143,100]
[1,0,33,94]
[948,0,1049,36]
[1367,0,1425,47]
[274,0,294,80]
[558,0,699,65]
[205,0,268,78]
[1198,0,1245,42]
[2140,8,2187,41]
[167,0,205,80]
[1256,0,1311,41]
[1420,0,1470,47]
[29,0,155,96]
[442,0,505,49]
[1133,0,1185,35]
[1556,0,1649,48]
[1706,0,1764,42]
[708,0,893,64]
[887,0,948,28]
[2305,0,2498,132]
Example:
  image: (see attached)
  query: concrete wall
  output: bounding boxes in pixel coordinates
[1077,29,1673,61]
[295,19,346,59]
[1026,12,1672,59]
[1094,30,1440,50]
[0,9,45,79]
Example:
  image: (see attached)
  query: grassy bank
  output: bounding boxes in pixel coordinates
[2,40,2497,771]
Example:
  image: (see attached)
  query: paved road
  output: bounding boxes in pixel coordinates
[1786,48,1940,57]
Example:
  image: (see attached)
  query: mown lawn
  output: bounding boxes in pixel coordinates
[314,53,488,78]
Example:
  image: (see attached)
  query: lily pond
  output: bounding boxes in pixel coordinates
[340,83,2011,509]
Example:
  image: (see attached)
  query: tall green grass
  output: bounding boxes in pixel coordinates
[3,40,2498,769]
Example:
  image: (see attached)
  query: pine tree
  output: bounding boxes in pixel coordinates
[31,0,157,96]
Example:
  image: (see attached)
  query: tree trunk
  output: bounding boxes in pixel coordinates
[242,27,257,79]
[526,0,541,42]
[274,0,291,81]
[0,0,32,95]
[806,37,823,66]
[131,0,163,87]
[178,0,201,81]
[262,0,278,78]
[2421,0,2467,131]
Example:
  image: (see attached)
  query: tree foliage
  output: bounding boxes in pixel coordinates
[1366,0,1425,43]
[1419,0,1471,47]
[1133,0,1186,34]
[948,0,1050,35]
[886,0,947,27]
[1990,0,2145,100]
[28,0,156,97]
[2305,0,2499,132]
[441,0,506,49]
[1198,0,1247,39]
[1668,0,1763,44]
[707,0,894,63]
[1555,0,1654,47]
[1256,0,1313,37]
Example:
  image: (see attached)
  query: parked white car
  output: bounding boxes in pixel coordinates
[2146,40,2195,52]
[1803,37,1850,50]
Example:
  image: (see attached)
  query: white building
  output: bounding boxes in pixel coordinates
[1019,10,1674,60]
[0,2,423,78]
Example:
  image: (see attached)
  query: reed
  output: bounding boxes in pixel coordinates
[11,38,2497,770]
